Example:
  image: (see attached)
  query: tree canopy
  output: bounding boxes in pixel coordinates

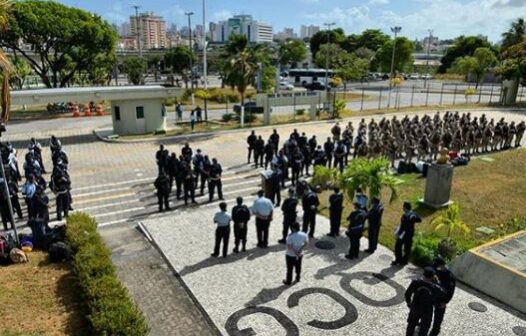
[310,28,346,58]
[123,57,147,85]
[343,29,390,53]
[438,36,493,73]
[501,18,526,51]
[450,47,497,87]
[496,41,526,86]
[376,37,415,73]
[0,0,117,88]
[278,40,307,67]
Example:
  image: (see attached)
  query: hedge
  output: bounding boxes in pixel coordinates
[66,213,149,336]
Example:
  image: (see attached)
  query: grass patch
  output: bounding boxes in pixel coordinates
[0,251,88,336]
[319,148,526,254]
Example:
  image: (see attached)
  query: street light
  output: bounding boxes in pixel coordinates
[132,5,142,58]
[185,11,195,90]
[387,26,402,109]
[324,22,336,116]
[202,0,209,121]
[424,29,433,89]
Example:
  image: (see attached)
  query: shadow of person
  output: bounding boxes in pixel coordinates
[244,284,291,308]
[312,241,373,280]
[178,244,285,277]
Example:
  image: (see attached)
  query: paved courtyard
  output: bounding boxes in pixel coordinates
[143,208,526,336]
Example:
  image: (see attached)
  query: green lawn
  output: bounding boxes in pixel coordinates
[318,148,526,253]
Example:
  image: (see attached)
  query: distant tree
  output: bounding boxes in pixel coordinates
[164,46,196,89]
[0,0,12,122]
[496,40,526,86]
[450,47,497,87]
[279,40,307,67]
[310,28,346,59]
[0,0,117,88]
[223,40,258,108]
[438,36,493,73]
[123,57,147,85]
[376,37,415,73]
[314,43,348,69]
[8,55,31,90]
[336,54,370,91]
[501,18,526,51]
[354,47,375,60]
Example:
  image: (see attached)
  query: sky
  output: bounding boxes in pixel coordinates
[57,0,526,42]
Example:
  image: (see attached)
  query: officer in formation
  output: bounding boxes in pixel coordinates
[154,143,225,207]
[278,187,298,244]
[154,171,171,212]
[393,202,422,266]
[429,257,456,336]
[405,267,446,336]
[212,202,231,258]
[301,186,320,238]
[251,190,274,248]
[283,222,308,286]
[328,187,343,237]
[346,202,367,259]
[231,197,251,253]
[365,197,384,253]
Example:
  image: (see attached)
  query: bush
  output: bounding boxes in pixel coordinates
[411,234,441,267]
[66,213,149,336]
[296,109,306,116]
[222,113,234,122]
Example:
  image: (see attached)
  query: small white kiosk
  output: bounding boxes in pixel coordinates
[11,86,183,136]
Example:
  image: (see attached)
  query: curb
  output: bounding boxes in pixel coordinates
[93,106,526,144]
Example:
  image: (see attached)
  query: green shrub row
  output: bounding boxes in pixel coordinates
[66,213,149,336]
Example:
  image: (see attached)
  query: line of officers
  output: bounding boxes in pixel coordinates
[0,136,72,231]
[154,143,224,210]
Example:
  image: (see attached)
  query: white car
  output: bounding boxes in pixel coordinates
[409,73,420,80]
[279,82,294,90]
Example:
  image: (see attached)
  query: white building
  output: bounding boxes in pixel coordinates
[209,15,273,43]
[274,28,296,41]
[300,25,320,39]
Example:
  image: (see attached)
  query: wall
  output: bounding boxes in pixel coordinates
[111,98,166,135]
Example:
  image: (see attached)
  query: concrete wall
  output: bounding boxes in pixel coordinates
[111,98,166,135]
[450,251,526,313]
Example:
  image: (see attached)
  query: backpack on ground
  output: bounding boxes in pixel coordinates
[10,248,28,264]
[48,241,69,263]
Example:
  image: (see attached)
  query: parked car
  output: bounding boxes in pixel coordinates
[279,82,295,90]
[304,81,330,91]
[409,73,420,80]
[381,73,390,80]
[422,73,433,80]
[233,101,264,114]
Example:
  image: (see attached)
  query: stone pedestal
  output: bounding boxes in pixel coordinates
[423,163,454,209]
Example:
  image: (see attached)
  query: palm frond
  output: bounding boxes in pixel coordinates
[0,0,11,32]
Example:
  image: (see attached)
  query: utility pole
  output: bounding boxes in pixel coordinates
[202,0,208,121]
[185,11,195,90]
[387,26,402,109]
[424,29,433,89]
[132,5,142,58]
[324,22,336,116]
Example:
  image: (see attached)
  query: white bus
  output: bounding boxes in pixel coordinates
[284,68,335,87]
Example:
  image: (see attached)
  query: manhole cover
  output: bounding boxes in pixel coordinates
[315,240,336,250]
[513,326,526,336]
[468,302,488,312]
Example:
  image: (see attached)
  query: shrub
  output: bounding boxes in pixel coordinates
[296,109,306,116]
[66,213,149,336]
[222,113,234,122]
[411,234,441,267]
[226,92,240,103]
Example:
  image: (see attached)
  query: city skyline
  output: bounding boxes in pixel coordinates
[56,0,525,42]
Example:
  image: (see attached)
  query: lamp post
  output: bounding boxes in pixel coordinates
[185,11,195,90]
[132,5,142,58]
[324,22,336,117]
[387,26,401,109]
[202,0,208,121]
[424,29,433,89]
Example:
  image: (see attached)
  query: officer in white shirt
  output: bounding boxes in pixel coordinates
[251,190,274,248]
[284,222,308,285]
[212,202,231,258]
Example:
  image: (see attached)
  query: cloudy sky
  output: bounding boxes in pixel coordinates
[58,0,525,42]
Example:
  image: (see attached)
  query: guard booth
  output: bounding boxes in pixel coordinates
[255,91,326,125]
[10,86,183,136]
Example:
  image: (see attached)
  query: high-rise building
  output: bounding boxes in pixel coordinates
[195,24,204,38]
[209,15,273,43]
[274,27,296,41]
[120,22,132,36]
[130,12,167,49]
[300,25,320,39]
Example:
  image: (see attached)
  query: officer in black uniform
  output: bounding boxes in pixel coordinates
[193,149,204,189]
[302,146,311,177]
[167,153,179,190]
[175,155,185,199]
[155,144,166,173]
[181,143,193,162]
[232,197,251,253]
[270,168,282,206]
[334,140,346,173]
[324,137,334,168]
[208,158,223,202]
[302,186,319,238]
[264,141,274,170]
[278,188,298,244]
[365,197,384,253]
[291,148,303,186]
[200,155,211,196]
[328,187,344,237]
[254,136,265,168]
[154,172,171,212]
[392,202,422,266]
[247,130,257,163]
[308,135,317,153]
[430,257,456,336]
[270,129,280,154]
[182,161,197,205]
[346,202,366,259]
[52,169,71,220]
[8,179,23,220]
[405,267,445,336]
[313,145,327,166]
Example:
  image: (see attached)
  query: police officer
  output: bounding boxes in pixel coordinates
[334,140,346,173]
[167,153,179,190]
[365,197,384,253]
[429,257,456,336]
[232,197,251,253]
[346,202,366,259]
[254,136,265,168]
[52,169,71,220]
[279,188,298,244]
[209,158,223,202]
[328,187,344,237]
[212,202,231,258]
[154,171,171,212]
[291,148,303,186]
[175,155,185,199]
[8,179,23,220]
[313,145,327,166]
[302,145,312,177]
[247,130,257,163]
[264,141,274,170]
[302,186,319,238]
[324,137,334,168]
[269,168,282,207]
[193,149,204,189]
[200,155,211,196]
[156,144,166,173]
[355,188,368,210]
[182,161,197,206]
[181,143,193,162]
[270,129,280,154]
[405,267,445,336]
[392,202,422,266]
[308,135,317,153]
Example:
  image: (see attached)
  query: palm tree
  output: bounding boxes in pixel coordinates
[502,18,526,51]
[432,202,470,239]
[0,0,13,124]
[338,157,402,204]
